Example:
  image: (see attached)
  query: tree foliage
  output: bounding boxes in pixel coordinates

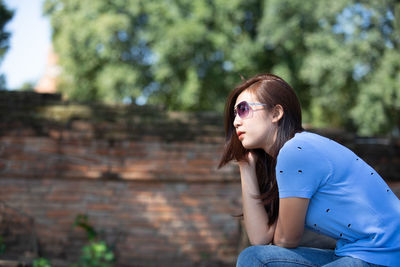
[44,0,400,135]
[0,0,14,89]
[0,0,13,60]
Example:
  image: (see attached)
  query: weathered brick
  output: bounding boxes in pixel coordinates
[46,209,75,218]
[87,204,115,211]
[46,193,82,202]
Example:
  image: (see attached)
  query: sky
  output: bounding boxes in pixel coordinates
[0,0,51,90]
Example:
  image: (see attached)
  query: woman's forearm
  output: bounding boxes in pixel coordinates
[240,165,276,245]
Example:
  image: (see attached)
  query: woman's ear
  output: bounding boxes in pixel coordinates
[272,105,284,123]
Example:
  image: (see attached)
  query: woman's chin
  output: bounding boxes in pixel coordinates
[241,141,258,150]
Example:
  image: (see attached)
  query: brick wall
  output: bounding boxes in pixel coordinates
[0,91,241,266]
[0,91,399,266]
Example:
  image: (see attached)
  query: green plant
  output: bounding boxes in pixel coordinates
[72,214,114,267]
[0,235,5,254]
[72,241,114,267]
[74,214,97,241]
[32,258,52,267]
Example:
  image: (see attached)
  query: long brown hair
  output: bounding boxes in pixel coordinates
[218,73,303,225]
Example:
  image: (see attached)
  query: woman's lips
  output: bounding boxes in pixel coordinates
[237,131,245,140]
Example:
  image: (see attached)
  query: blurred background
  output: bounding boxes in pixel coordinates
[0,0,399,266]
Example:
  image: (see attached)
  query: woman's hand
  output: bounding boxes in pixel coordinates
[238,151,257,171]
[238,151,258,184]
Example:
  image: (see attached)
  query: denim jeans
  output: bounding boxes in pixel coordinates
[236,245,384,267]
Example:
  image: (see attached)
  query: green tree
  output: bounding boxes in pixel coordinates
[0,0,14,90]
[44,0,400,135]
[0,74,6,90]
[255,0,400,135]
[18,81,35,91]
[298,1,400,135]
[0,0,13,60]
[350,2,400,135]
[43,0,264,110]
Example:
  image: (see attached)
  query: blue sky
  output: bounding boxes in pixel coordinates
[0,0,51,89]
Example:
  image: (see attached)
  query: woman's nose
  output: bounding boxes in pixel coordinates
[233,114,242,128]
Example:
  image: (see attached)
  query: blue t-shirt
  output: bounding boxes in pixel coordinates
[276,131,400,266]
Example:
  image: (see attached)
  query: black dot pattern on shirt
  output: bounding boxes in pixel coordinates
[370,172,374,175]
[279,139,367,239]
[387,189,390,192]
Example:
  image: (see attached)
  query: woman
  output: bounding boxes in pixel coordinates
[219,73,400,267]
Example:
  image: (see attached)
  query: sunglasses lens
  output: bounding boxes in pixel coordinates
[237,101,250,118]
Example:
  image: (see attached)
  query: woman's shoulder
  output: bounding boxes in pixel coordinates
[280,131,330,153]
[278,131,358,173]
[278,132,321,160]
[277,131,335,170]
[276,131,333,195]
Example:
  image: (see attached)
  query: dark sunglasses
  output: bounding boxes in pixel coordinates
[234,101,267,119]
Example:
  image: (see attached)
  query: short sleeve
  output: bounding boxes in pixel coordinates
[276,139,332,199]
